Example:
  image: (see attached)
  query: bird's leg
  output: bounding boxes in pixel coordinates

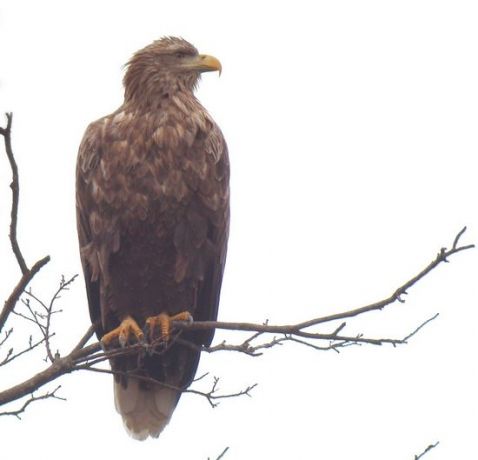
[101,315,145,348]
[145,312,193,342]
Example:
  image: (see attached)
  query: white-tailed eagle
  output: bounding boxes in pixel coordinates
[76,37,229,440]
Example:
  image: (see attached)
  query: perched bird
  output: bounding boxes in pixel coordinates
[76,37,229,440]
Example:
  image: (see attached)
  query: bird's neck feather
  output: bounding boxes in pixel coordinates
[124,68,200,110]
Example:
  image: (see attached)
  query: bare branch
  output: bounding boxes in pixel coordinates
[71,323,97,352]
[193,314,438,356]
[208,447,229,460]
[72,364,257,410]
[186,228,473,338]
[0,307,432,409]
[0,256,50,335]
[414,441,440,459]
[0,385,65,419]
[0,113,27,274]
[19,275,78,363]
[0,335,48,367]
[0,341,99,407]
[0,328,13,348]
[0,113,51,335]
[402,313,439,342]
[186,376,257,408]
[1,227,470,411]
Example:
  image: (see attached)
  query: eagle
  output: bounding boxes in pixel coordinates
[76,37,229,440]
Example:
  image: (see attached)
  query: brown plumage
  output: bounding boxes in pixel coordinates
[76,37,229,440]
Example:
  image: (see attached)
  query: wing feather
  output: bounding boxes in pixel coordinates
[76,119,107,338]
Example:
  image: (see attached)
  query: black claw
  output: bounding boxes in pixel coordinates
[143,323,152,343]
[118,335,127,348]
[145,344,155,356]
[184,312,193,326]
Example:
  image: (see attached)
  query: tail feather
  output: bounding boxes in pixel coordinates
[114,378,180,441]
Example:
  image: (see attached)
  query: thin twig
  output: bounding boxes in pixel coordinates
[0,336,48,367]
[186,376,257,408]
[0,328,13,348]
[208,447,230,460]
[43,276,77,361]
[11,276,77,363]
[0,385,65,419]
[22,275,78,362]
[402,313,439,342]
[71,323,97,352]
[0,256,50,335]
[414,441,440,459]
[74,365,256,410]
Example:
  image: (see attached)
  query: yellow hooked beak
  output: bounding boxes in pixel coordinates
[182,54,222,75]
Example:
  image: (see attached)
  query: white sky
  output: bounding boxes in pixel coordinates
[1,1,477,459]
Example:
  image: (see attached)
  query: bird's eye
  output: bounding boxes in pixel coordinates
[175,52,185,59]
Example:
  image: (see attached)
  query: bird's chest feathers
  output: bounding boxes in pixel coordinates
[95,109,217,219]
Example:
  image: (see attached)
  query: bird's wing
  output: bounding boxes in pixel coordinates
[187,122,230,347]
[76,118,107,338]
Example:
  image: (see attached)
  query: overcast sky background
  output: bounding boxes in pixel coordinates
[1,1,477,459]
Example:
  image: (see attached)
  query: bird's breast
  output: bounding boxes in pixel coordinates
[90,110,221,229]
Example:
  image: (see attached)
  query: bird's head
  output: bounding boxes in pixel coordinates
[123,37,222,107]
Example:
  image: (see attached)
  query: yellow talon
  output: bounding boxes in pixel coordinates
[145,311,193,341]
[101,315,144,348]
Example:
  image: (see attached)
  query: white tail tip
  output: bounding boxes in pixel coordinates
[114,378,180,441]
